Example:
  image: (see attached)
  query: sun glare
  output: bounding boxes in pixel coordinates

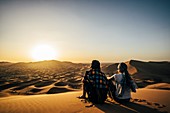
[31,45,58,61]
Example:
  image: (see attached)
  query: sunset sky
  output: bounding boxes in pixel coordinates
[0,0,170,63]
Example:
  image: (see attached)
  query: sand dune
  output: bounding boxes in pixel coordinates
[129,60,170,82]
[0,60,169,112]
[47,86,74,94]
[145,83,170,90]
[1,60,169,97]
[103,60,170,88]
[0,60,86,97]
[0,89,169,113]
[104,60,170,80]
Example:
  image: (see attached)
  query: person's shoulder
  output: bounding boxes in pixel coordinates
[115,73,123,76]
[113,73,118,76]
[113,73,122,78]
[100,71,107,76]
[85,70,91,75]
[100,71,105,74]
[85,70,90,73]
[84,70,91,79]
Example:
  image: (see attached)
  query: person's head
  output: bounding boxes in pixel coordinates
[91,60,101,70]
[118,62,131,86]
[117,62,128,73]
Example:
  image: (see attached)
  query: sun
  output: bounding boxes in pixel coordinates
[31,45,58,61]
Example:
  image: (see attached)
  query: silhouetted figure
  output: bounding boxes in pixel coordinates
[108,63,137,103]
[79,60,108,104]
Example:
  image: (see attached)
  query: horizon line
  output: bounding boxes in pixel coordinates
[0,59,170,64]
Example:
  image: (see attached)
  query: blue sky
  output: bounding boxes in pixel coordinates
[0,0,170,63]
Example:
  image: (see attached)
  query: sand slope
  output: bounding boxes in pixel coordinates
[0,89,169,113]
[103,60,170,88]
[0,91,102,113]
[104,60,170,81]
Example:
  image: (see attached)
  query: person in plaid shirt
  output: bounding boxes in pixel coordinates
[79,60,108,99]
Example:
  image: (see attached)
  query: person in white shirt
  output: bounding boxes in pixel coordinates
[108,62,132,103]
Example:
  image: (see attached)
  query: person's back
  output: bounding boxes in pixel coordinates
[113,73,131,100]
[109,62,136,103]
[85,68,108,104]
[81,60,108,104]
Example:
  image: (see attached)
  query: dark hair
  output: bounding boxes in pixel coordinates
[91,60,101,70]
[118,63,131,86]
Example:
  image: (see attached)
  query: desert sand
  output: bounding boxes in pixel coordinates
[0,60,170,97]
[0,60,169,113]
[0,89,169,113]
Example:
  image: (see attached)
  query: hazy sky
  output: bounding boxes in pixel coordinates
[0,0,170,63]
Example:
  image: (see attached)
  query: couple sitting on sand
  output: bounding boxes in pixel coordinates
[79,60,137,104]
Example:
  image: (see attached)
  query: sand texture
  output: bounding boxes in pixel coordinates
[0,89,169,113]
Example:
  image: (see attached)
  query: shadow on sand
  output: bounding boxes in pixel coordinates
[80,99,166,113]
[96,100,167,113]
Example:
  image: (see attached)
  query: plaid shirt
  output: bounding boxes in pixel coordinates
[83,69,108,89]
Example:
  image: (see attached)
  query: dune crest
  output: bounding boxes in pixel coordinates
[125,61,138,75]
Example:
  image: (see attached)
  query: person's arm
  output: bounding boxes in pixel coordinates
[107,75,115,81]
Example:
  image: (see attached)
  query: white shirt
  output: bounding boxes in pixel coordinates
[113,73,131,99]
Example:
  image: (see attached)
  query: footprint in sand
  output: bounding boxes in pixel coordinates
[133,98,139,102]
[80,99,88,103]
[85,104,94,108]
[132,98,146,102]
[146,102,153,105]
[132,98,166,109]
[153,103,166,108]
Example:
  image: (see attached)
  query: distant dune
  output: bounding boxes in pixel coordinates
[0,60,87,97]
[0,59,170,96]
[129,60,170,82]
[103,60,170,88]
